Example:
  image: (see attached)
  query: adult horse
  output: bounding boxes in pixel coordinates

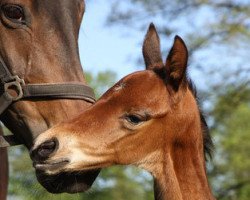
[31,24,215,200]
[0,0,99,199]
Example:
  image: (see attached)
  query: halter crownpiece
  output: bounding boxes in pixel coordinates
[0,57,96,148]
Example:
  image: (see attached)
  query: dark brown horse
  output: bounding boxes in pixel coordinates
[0,0,99,198]
[32,24,215,200]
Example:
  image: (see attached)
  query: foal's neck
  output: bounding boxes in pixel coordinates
[153,149,214,200]
[152,130,214,200]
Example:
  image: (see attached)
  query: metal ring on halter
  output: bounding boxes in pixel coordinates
[4,75,25,101]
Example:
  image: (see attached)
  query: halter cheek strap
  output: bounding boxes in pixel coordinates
[0,134,21,148]
[0,58,96,148]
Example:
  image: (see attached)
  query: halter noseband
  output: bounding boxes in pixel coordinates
[0,58,95,148]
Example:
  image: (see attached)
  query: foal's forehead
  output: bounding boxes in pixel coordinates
[114,70,159,91]
[98,70,170,114]
[99,70,167,103]
[102,70,166,103]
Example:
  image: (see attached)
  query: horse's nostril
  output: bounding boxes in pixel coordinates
[32,138,58,161]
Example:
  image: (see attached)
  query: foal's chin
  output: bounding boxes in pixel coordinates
[33,157,100,193]
[35,168,100,194]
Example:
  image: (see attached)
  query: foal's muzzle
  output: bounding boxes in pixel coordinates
[30,138,100,194]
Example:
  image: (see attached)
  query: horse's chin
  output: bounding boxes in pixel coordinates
[35,169,100,194]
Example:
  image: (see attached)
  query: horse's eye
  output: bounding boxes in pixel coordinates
[126,115,144,125]
[2,4,25,22]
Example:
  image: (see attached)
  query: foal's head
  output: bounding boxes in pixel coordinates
[32,24,209,176]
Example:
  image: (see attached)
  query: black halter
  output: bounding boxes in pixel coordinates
[0,58,95,148]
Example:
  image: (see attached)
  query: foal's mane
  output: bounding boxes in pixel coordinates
[188,79,213,161]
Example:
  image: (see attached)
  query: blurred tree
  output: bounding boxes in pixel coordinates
[85,166,153,200]
[85,70,117,98]
[7,70,154,200]
[209,86,250,200]
[106,0,250,92]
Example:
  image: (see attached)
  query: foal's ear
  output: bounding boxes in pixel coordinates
[165,36,188,91]
[143,23,163,70]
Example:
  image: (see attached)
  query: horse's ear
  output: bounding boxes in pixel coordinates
[165,35,188,91]
[143,23,163,70]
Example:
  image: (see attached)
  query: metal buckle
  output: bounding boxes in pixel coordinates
[4,75,25,101]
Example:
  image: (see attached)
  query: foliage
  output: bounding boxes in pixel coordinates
[209,86,250,200]
[85,70,117,98]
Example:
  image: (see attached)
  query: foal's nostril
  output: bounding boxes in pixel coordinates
[31,138,58,161]
[38,140,57,157]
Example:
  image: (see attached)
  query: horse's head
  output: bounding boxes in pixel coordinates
[31,24,203,178]
[0,0,99,193]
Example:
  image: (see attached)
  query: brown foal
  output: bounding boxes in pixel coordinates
[32,24,215,200]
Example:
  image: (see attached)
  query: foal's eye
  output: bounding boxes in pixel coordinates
[125,114,144,125]
[2,4,25,22]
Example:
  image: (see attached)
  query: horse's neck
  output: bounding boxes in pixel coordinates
[152,136,214,200]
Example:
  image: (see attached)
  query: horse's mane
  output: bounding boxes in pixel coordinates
[188,79,213,161]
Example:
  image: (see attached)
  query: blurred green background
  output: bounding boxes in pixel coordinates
[4,0,250,199]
